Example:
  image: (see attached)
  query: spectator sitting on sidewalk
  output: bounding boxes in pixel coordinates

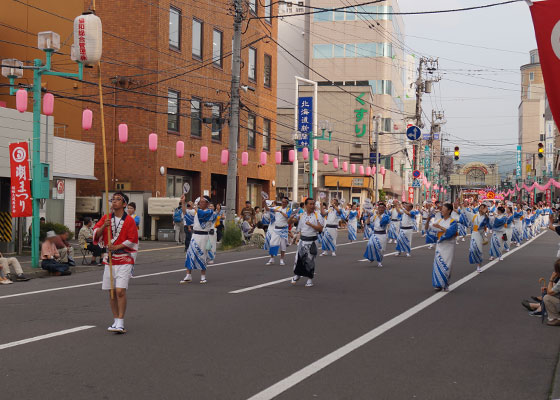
[249,222,266,247]
[78,217,105,265]
[544,259,560,326]
[0,252,29,283]
[52,230,76,266]
[41,231,71,276]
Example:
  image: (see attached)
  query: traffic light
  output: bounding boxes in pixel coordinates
[454,146,460,161]
[538,142,544,159]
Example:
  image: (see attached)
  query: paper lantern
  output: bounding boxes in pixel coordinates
[43,93,54,116]
[313,149,320,161]
[333,157,339,169]
[359,165,364,175]
[118,123,128,143]
[72,13,102,65]
[366,166,371,176]
[289,149,295,163]
[371,166,376,175]
[148,133,157,151]
[323,154,329,166]
[275,151,282,164]
[260,151,267,166]
[241,151,249,166]
[221,149,229,165]
[342,162,348,172]
[82,109,92,130]
[380,166,385,175]
[434,184,439,190]
[176,141,184,158]
[302,147,309,160]
[350,164,356,174]
[15,89,27,113]
[200,146,208,162]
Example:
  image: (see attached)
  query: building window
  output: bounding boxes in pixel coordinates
[167,90,179,132]
[212,104,222,142]
[281,145,292,164]
[356,42,377,57]
[249,0,257,14]
[313,44,332,59]
[334,10,345,21]
[357,5,377,20]
[344,43,355,58]
[192,18,203,59]
[264,53,272,88]
[167,174,188,197]
[264,0,271,23]
[345,7,356,20]
[313,10,333,22]
[263,118,271,151]
[333,44,345,58]
[529,72,534,81]
[248,47,257,82]
[190,98,201,137]
[349,153,363,164]
[212,29,222,67]
[169,7,181,50]
[247,114,256,148]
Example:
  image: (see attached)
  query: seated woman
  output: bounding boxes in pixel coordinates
[78,217,105,265]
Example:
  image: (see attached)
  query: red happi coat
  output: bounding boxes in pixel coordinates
[93,213,139,265]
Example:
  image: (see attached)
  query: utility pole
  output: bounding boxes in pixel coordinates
[225,0,243,222]
[374,114,381,202]
[413,58,424,204]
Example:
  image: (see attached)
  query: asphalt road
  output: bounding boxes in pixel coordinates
[1,229,559,400]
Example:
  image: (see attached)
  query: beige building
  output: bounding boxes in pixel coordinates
[276,0,409,203]
[449,162,500,188]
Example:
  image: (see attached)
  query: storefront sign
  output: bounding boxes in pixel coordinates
[546,188,551,206]
[9,142,32,217]
[408,187,414,203]
[297,97,313,150]
[351,178,364,186]
[354,93,367,138]
[529,190,535,206]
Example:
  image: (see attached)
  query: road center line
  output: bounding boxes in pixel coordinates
[0,326,96,351]
[245,231,546,400]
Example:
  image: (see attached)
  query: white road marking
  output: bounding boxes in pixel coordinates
[245,231,546,400]
[0,326,95,351]
[0,241,365,301]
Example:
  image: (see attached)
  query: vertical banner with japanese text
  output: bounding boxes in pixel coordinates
[9,142,32,217]
[297,97,313,150]
[546,188,551,206]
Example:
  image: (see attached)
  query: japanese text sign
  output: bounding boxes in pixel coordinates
[9,142,32,217]
[297,97,313,150]
[354,92,367,138]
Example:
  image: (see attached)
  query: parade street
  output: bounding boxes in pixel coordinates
[0,230,558,400]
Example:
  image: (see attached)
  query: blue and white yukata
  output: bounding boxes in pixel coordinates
[457,208,469,241]
[512,210,524,246]
[425,210,442,248]
[185,208,217,271]
[364,212,391,266]
[321,206,343,254]
[489,214,507,259]
[421,207,430,236]
[387,207,401,243]
[431,216,459,290]
[362,211,373,240]
[262,211,274,251]
[396,210,418,255]
[347,210,358,242]
[292,211,324,283]
[503,213,514,252]
[269,206,291,257]
[465,211,489,267]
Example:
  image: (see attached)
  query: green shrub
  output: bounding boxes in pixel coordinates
[40,222,73,241]
[378,189,387,202]
[220,221,243,250]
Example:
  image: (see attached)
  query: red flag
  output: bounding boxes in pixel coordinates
[9,142,32,217]
[529,0,560,128]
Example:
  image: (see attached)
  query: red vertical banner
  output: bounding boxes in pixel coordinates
[529,191,535,207]
[9,142,32,217]
[529,0,560,128]
[546,188,552,206]
[408,187,414,203]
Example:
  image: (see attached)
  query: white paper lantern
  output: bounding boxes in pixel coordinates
[72,12,102,65]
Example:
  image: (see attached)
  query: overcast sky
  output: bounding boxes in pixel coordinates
[398,0,537,157]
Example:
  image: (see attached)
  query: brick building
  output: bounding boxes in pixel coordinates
[79,0,278,212]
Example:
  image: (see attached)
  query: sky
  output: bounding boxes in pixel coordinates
[398,0,538,159]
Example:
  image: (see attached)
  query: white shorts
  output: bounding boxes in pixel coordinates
[102,264,133,290]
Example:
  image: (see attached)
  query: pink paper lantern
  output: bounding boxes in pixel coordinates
[380,166,385,175]
[371,166,376,175]
[342,162,348,172]
[359,165,365,175]
[351,164,356,174]
[82,109,92,130]
[323,153,329,166]
[43,93,54,116]
[176,141,184,158]
[15,89,27,113]
[313,149,320,161]
[118,123,128,143]
[221,149,229,165]
[302,147,309,160]
[434,184,439,190]
[275,151,282,165]
[333,157,339,169]
[148,133,157,151]
[366,166,372,176]
[289,149,295,163]
[241,151,249,166]
[200,146,208,162]
[260,151,267,166]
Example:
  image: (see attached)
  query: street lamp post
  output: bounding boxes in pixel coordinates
[2,31,84,268]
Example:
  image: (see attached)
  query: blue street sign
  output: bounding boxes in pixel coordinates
[412,169,421,179]
[369,152,381,164]
[297,96,313,150]
[412,179,421,188]
[422,133,431,140]
[406,125,421,141]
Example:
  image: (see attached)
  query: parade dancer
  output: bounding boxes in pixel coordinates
[489,206,507,261]
[425,203,440,250]
[289,198,324,287]
[320,199,343,256]
[262,200,275,252]
[346,203,358,242]
[503,206,514,252]
[421,202,430,237]
[364,202,391,267]
[207,203,219,265]
[387,201,401,244]
[457,201,470,243]
[465,203,489,273]
[512,205,524,246]
[431,203,458,292]
[180,195,216,284]
[264,197,292,265]
[395,202,418,257]
[362,207,373,240]
[93,192,139,334]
